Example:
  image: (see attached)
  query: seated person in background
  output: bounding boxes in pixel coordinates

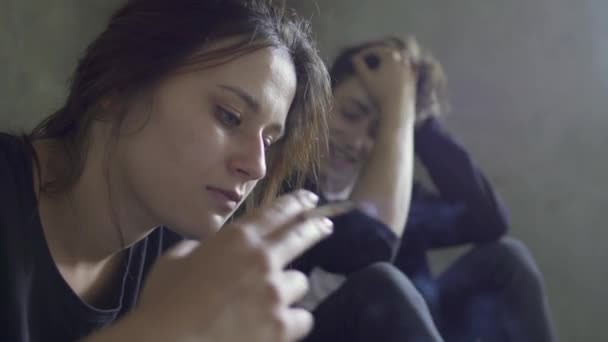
[298,36,446,342]
[292,37,557,342]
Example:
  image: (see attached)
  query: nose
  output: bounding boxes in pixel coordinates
[229,135,267,181]
[344,126,375,157]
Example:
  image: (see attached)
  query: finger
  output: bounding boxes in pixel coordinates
[351,52,378,88]
[283,307,314,341]
[235,190,320,237]
[266,217,333,267]
[352,45,396,69]
[352,47,405,80]
[404,35,421,61]
[355,44,399,59]
[277,270,310,305]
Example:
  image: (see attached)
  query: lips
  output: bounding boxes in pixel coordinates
[206,186,243,203]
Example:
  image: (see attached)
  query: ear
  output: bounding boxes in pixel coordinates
[95,92,130,123]
[99,92,122,111]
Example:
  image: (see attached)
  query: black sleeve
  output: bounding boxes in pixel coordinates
[412,118,509,248]
[0,133,37,342]
[290,209,399,275]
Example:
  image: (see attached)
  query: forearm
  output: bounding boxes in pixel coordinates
[350,102,415,237]
[416,118,495,204]
[415,119,509,241]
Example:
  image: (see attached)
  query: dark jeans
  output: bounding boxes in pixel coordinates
[402,238,557,342]
[304,262,444,342]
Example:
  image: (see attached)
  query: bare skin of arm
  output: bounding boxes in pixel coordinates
[348,46,417,237]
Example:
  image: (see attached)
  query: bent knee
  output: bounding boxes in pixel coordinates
[489,237,544,285]
[349,263,429,312]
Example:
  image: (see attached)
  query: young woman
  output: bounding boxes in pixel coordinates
[293,37,556,342]
[0,1,336,341]
[1,2,453,341]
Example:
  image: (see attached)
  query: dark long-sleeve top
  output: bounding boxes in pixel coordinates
[291,118,510,278]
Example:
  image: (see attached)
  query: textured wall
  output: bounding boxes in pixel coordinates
[289,0,608,340]
[0,0,123,130]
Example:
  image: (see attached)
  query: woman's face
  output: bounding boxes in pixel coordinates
[113,46,296,239]
[321,76,379,197]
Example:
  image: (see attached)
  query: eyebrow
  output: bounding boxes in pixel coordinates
[219,84,260,113]
[218,84,285,140]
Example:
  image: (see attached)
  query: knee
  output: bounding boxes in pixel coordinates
[488,238,545,287]
[348,262,430,319]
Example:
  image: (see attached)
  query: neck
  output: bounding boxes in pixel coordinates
[36,139,157,266]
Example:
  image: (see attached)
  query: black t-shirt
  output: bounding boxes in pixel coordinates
[0,133,181,341]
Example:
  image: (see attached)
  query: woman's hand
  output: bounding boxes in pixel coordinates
[88,190,333,342]
[351,43,418,125]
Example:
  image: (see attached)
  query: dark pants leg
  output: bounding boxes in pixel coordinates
[304,262,444,342]
[436,238,556,342]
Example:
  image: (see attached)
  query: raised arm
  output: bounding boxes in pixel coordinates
[347,45,417,237]
[410,118,509,248]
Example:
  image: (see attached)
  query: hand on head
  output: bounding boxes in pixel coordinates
[350,40,419,121]
[344,36,446,124]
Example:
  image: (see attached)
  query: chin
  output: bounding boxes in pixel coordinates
[328,171,354,188]
[171,213,227,240]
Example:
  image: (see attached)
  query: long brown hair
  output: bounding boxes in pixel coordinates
[28,0,331,209]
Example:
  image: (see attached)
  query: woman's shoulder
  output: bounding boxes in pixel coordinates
[0,133,37,220]
[0,132,29,159]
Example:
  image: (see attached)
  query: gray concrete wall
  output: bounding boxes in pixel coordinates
[0,0,123,130]
[289,0,608,340]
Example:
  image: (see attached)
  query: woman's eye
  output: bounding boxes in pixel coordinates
[216,106,241,127]
[341,109,361,122]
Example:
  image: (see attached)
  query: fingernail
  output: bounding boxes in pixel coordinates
[299,190,319,207]
[319,218,334,235]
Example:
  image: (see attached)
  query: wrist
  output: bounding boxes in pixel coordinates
[379,101,416,136]
[84,310,173,342]
[380,96,416,126]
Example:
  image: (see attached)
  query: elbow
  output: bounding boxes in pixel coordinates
[493,200,511,237]
[479,198,511,241]
[498,215,510,235]
[469,212,509,243]
[482,216,510,242]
